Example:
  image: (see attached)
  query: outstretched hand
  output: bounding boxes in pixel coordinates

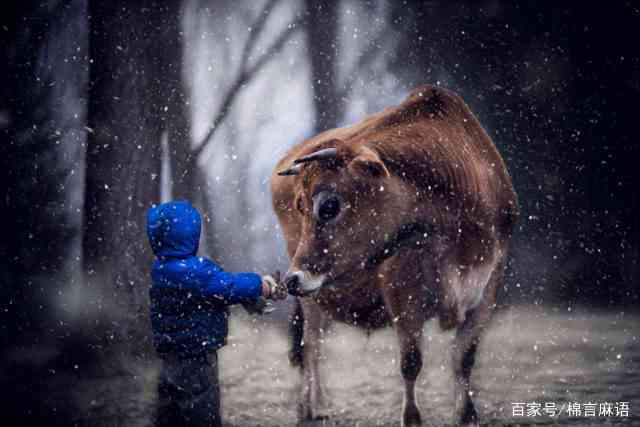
[262,271,287,301]
[242,271,287,315]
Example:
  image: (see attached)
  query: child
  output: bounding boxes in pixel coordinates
[146,200,286,427]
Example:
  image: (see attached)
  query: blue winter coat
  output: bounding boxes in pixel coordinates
[146,200,262,358]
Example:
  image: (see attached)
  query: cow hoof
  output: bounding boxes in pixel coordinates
[298,413,330,426]
[298,403,331,423]
[304,413,330,421]
[402,403,422,426]
[456,400,478,427]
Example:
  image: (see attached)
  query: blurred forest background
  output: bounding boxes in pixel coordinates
[1,0,639,424]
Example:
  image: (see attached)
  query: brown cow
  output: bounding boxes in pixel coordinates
[271,85,518,427]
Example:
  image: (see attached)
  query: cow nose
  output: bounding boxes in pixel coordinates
[283,271,303,296]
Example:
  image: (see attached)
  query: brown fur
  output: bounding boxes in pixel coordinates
[271,85,518,425]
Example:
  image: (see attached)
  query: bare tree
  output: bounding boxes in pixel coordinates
[84,1,184,348]
[0,0,87,422]
[172,0,302,256]
[305,0,394,132]
[305,0,341,132]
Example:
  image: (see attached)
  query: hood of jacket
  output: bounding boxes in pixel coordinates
[147,200,201,258]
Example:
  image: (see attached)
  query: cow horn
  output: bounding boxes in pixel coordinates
[277,163,303,176]
[293,147,338,164]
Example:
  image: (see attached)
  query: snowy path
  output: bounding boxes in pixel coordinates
[73,306,640,426]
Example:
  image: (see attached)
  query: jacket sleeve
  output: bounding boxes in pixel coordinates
[199,258,262,305]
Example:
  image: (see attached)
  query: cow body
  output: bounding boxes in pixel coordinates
[271,85,518,426]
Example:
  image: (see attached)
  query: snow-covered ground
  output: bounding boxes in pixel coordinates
[72,306,640,426]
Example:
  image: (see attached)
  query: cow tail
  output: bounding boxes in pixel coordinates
[288,297,304,368]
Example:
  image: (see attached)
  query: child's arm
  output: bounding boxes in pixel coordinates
[199,258,264,305]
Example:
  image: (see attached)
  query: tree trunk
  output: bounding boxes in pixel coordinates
[306,0,343,132]
[1,0,78,345]
[0,1,89,422]
[84,2,179,348]
[162,0,194,202]
[159,2,217,257]
[193,168,218,256]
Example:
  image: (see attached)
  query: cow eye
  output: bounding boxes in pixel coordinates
[296,197,304,213]
[319,197,341,221]
[314,195,341,222]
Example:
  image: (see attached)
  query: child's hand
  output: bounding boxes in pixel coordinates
[262,274,287,300]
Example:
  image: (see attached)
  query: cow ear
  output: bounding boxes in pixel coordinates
[347,146,390,179]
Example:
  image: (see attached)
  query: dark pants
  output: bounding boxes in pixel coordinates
[154,352,221,427]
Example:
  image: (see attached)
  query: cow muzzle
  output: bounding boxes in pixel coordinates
[283,270,326,296]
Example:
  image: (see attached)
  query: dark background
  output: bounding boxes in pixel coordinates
[1,0,639,424]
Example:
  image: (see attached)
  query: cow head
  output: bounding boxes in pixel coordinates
[277,139,411,296]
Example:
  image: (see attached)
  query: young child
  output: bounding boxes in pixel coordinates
[146,200,286,427]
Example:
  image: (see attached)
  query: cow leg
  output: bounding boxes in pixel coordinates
[289,298,305,367]
[396,317,424,427]
[298,298,329,421]
[451,308,483,427]
[381,250,431,426]
[451,257,504,427]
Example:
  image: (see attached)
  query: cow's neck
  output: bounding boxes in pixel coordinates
[365,222,430,269]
